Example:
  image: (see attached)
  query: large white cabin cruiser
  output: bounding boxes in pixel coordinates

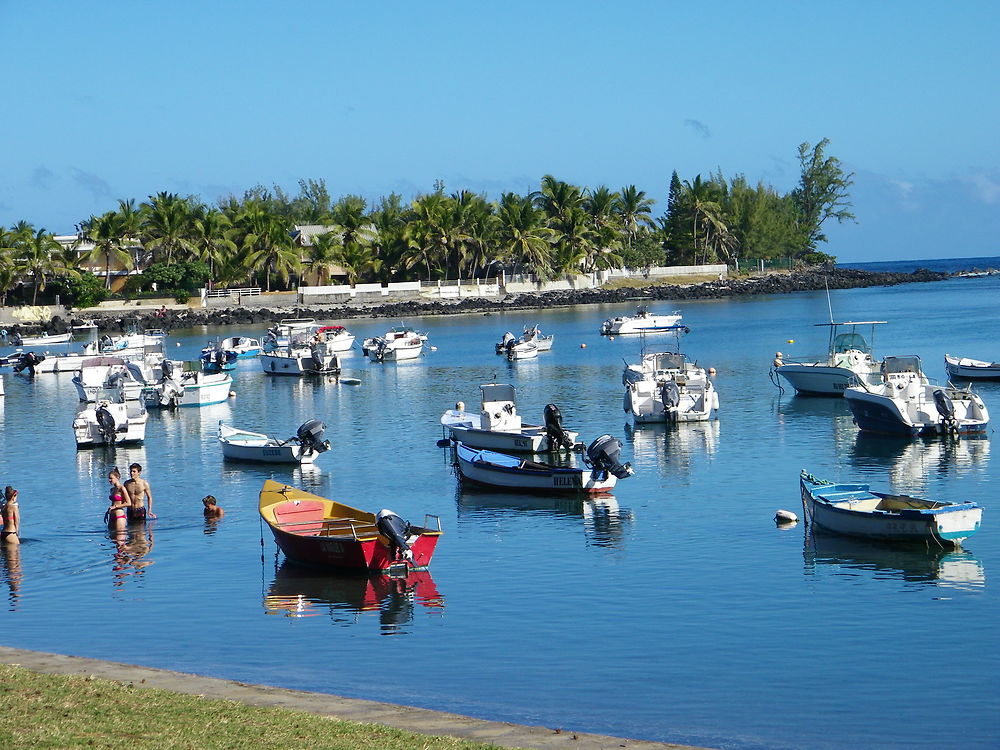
[774,321,886,396]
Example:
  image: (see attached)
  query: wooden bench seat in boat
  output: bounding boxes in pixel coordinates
[272,500,379,538]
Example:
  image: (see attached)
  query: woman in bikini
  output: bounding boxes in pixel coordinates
[105,468,128,531]
[1,486,20,545]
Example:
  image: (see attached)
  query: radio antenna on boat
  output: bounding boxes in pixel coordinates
[825,278,834,324]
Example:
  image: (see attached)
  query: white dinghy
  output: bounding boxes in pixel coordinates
[218,419,332,464]
[944,354,1000,381]
[142,361,233,408]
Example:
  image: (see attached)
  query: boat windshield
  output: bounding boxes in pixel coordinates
[882,356,922,374]
[653,353,685,371]
[480,383,516,403]
[832,332,871,354]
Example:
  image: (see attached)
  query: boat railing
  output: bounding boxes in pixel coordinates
[423,514,443,533]
[276,517,379,538]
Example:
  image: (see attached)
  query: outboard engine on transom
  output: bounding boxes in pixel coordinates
[543,403,578,451]
[95,404,121,443]
[295,419,332,455]
[584,434,634,480]
[375,509,414,562]
[933,389,958,433]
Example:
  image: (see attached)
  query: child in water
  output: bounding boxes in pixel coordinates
[202,495,224,518]
[105,468,128,531]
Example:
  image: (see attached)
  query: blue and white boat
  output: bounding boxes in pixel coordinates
[455,436,633,494]
[142,361,232,407]
[774,320,886,396]
[799,471,983,547]
[844,355,989,436]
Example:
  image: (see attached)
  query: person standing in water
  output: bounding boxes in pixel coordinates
[123,464,155,522]
[105,468,128,530]
[1,487,20,545]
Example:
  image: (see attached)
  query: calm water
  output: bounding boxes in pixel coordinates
[2,275,999,750]
[840,254,1000,274]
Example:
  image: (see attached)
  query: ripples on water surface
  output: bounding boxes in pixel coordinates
[2,276,999,749]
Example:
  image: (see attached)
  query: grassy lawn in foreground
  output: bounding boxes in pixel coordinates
[0,665,514,750]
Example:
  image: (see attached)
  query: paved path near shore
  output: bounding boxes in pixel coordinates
[0,647,713,750]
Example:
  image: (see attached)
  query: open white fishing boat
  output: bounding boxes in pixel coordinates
[364,329,424,362]
[16,331,73,346]
[774,320,886,396]
[844,355,990,436]
[800,471,983,547]
[441,383,580,453]
[72,394,148,447]
[260,338,340,375]
[944,354,1000,381]
[623,350,719,423]
[142,362,233,407]
[219,420,331,464]
[455,435,632,494]
[600,306,683,335]
[496,325,553,355]
[315,325,356,352]
[505,340,538,361]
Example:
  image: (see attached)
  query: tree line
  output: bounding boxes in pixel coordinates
[0,139,853,307]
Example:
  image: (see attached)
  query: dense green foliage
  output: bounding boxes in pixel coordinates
[0,140,854,303]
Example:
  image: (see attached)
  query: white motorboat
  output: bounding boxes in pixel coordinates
[260,338,341,375]
[72,355,175,402]
[263,318,317,350]
[773,320,886,396]
[216,336,264,358]
[521,324,553,352]
[218,419,332,464]
[623,351,719,423]
[72,395,147,447]
[505,340,538,361]
[314,325,356,353]
[455,435,632,494]
[844,355,990,436]
[944,354,1000,381]
[600,306,683,335]
[364,329,424,362]
[440,383,580,453]
[142,362,233,407]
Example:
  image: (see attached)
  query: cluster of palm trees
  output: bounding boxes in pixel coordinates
[2,142,850,305]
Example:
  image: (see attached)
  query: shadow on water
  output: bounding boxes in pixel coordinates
[263,559,444,635]
[802,529,985,591]
[0,545,23,612]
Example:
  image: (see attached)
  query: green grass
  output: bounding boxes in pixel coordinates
[601,274,721,289]
[0,665,515,750]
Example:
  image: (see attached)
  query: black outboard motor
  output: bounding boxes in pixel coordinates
[543,403,575,450]
[13,351,43,376]
[585,434,634,479]
[296,419,331,454]
[933,389,957,432]
[496,331,515,354]
[95,405,118,443]
[99,334,113,351]
[375,509,413,562]
[160,359,175,383]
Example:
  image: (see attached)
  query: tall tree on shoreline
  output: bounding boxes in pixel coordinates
[791,138,856,251]
[141,192,196,265]
[80,210,132,290]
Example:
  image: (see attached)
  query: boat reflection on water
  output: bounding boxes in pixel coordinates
[849,433,990,491]
[150,400,234,442]
[775,395,857,454]
[0,545,23,611]
[263,561,444,635]
[456,484,632,549]
[75,443,149,480]
[803,531,985,591]
[110,526,155,589]
[623,420,719,477]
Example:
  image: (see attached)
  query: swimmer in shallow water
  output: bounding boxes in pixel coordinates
[2,486,20,545]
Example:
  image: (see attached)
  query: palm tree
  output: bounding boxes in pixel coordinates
[0,227,16,305]
[494,192,556,279]
[614,185,655,251]
[332,241,382,286]
[80,211,132,290]
[141,192,196,264]
[402,192,461,281]
[191,205,236,286]
[15,227,63,304]
[240,209,299,291]
[302,231,341,286]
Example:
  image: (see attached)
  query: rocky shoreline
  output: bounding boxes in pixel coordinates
[23,267,950,334]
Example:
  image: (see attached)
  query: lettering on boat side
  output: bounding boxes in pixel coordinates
[554,475,582,487]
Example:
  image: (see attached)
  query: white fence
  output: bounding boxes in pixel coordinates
[203,287,261,299]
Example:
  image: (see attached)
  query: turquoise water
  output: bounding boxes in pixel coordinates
[1,275,999,749]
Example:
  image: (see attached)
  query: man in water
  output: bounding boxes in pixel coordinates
[124,463,155,522]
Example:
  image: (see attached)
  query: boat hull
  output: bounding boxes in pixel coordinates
[259,480,441,572]
[800,474,982,547]
[844,387,989,436]
[944,354,1000,381]
[776,364,862,396]
[456,444,615,493]
[72,402,147,447]
[260,351,340,375]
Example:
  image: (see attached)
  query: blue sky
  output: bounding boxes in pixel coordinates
[2,1,997,262]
